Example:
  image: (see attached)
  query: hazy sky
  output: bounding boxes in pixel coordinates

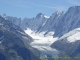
[0,0,80,19]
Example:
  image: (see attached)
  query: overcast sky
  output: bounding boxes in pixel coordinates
[0,0,80,19]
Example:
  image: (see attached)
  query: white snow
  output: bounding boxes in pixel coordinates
[24,28,58,55]
[25,28,58,46]
[44,15,50,18]
[67,32,80,42]
[0,41,2,43]
[0,36,4,43]
[59,28,80,43]
[42,22,46,27]
[17,30,25,35]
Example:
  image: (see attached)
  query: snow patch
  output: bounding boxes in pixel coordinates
[44,15,50,18]
[59,28,80,43]
[24,28,58,55]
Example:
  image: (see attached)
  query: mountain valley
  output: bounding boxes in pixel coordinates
[1,6,80,60]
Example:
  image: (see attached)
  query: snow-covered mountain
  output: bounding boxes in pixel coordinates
[25,28,59,56]
[2,13,22,27]
[2,13,49,30]
[51,6,80,57]
[53,6,80,37]
[38,6,80,37]
[21,13,49,30]
[37,11,64,33]
[51,28,80,57]
[2,6,80,57]
[3,6,80,36]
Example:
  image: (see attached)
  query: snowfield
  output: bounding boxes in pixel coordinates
[24,28,59,55]
[59,28,80,43]
[24,28,80,55]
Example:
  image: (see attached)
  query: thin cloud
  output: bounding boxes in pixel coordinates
[26,1,68,11]
[38,4,68,11]
[0,0,68,11]
[66,0,80,5]
[0,0,31,8]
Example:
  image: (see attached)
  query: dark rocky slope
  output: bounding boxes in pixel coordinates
[0,16,40,60]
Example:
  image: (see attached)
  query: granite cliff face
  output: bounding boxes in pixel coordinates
[51,6,80,57]
[0,16,40,60]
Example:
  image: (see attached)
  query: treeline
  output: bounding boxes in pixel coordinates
[40,56,80,60]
